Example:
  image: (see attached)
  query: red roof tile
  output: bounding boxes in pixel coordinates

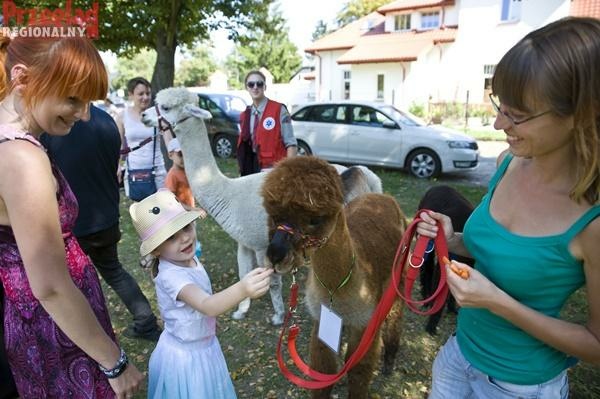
[378,0,455,14]
[570,0,600,18]
[336,27,457,64]
[305,12,385,54]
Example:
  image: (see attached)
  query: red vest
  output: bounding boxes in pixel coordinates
[238,99,287,169]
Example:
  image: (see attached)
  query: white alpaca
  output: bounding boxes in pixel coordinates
[141,87,382,325]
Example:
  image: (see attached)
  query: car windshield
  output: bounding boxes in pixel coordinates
[206,94,247,114]
[379,105,425,127]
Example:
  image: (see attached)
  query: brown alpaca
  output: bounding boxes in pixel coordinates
[262,156,406,399]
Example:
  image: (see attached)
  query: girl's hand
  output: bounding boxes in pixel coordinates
[197,207,207,219]
[108,362,144,399]
[241,267,274,299]
[444,261,503,309]
[188,206,207,219]
[416,210,454,241]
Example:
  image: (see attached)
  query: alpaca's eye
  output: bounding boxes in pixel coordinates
[161,105,171,111]
[308,217,322,227]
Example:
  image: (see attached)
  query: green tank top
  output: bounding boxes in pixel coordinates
[458,153,600,384]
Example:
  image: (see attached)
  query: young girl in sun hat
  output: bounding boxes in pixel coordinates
[129,189,273,398]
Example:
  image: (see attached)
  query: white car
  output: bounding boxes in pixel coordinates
[291,101,479,178]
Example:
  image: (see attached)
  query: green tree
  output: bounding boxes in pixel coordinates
[8,1,274,94]
[225,4,302,88]
[174,44,218,87]
[112,49,156,93]
[312,20,330,41]
[337,0,390,26]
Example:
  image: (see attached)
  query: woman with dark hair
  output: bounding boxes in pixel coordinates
[116,77,167,201]
[418,17,600,398]
[236,70,297,178]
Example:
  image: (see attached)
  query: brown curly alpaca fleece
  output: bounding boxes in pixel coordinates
[263,156,406,399]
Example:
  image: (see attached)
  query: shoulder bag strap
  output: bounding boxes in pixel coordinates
[151,128,156,169]
[119,136,153,155]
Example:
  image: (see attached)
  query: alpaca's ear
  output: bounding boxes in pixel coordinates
[183,104,212,120]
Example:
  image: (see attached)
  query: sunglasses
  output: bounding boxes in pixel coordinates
[246,81,265,89]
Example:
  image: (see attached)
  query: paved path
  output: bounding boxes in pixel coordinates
[441,140,508,187]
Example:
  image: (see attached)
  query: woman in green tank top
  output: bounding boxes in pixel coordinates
[417,17,600,398]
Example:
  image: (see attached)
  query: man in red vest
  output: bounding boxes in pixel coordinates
[237,70,297,176]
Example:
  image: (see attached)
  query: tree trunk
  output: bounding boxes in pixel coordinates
[151,0,182,94]
[151,27,177,95]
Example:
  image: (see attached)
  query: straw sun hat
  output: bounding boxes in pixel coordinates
[129,189,201,256]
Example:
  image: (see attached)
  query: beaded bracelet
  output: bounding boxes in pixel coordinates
[99,348,128,379]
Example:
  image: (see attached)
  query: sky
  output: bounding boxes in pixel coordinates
[210,0,347,61]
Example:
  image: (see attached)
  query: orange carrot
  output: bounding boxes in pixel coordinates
[443,256,470,279]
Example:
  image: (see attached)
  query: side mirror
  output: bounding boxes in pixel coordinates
[382,120,399,129]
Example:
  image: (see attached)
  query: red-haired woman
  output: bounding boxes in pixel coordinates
[0,35,143,399]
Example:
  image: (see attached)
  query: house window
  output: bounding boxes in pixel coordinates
[483,64,496,76]
[501,0,521,22]
[483,64,496,102]
[377,74,384,100]
[343,71,351,99]
[394,14,411,31]
[421,12,440,29]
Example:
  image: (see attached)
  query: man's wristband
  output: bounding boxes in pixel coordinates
[99,348,128,379]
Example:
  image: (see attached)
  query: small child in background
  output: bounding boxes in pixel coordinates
[130,189,273,398]
[165,138,198,208]
[165,137,206,257]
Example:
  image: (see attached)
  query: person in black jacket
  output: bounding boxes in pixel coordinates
[42,104,161,341]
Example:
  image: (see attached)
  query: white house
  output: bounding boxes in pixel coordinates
[305,0,599,110]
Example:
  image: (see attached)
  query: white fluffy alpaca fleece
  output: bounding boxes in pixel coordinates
[141,87,383,325]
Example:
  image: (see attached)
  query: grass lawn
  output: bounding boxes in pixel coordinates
[441,122,506,142]
[109,158,597,398]
[461,128,505,141]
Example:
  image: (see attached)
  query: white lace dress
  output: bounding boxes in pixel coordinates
[122,107,166,194]
[148,258,236,399]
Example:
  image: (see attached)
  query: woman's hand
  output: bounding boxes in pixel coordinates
[116,163,124,184]
[108,362,144,399]
[444,260,503,310]
[416,210,454,241]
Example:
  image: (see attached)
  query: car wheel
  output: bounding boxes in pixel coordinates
[212,134,235,158]
[297,141,312,156]
[406,149,441,178]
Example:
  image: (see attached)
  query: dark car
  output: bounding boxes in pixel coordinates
[197,93,247,158]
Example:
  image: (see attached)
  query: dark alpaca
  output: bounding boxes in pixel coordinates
[262,156,406,399]
[417,185,474,335]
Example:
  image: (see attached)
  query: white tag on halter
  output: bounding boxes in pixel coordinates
[318,304,342,354]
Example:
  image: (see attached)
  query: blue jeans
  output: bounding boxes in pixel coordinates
[429,335,569,399]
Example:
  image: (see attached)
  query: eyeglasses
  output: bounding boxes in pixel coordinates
[489,93,551,126]
[246,81,265,89]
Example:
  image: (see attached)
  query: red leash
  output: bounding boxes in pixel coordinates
[276,209,450,388]
[392,210,449,315]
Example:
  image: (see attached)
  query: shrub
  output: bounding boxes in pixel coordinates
[409,102,426,118]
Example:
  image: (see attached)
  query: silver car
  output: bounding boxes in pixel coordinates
[291,101,479,178]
